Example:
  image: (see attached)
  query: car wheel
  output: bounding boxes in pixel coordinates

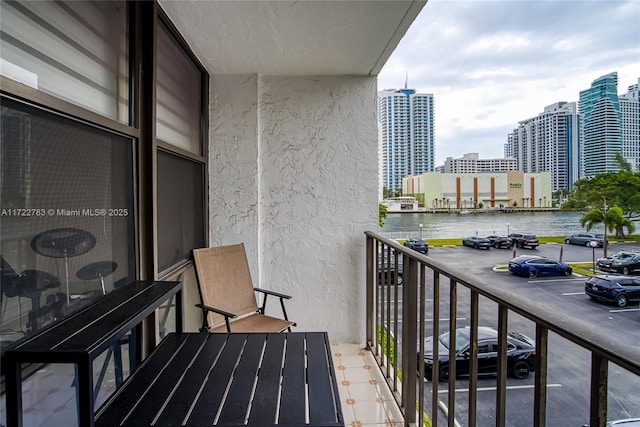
[518,242,524,248]
[438,366,449,381]
[564,268,572,276]
[622,267,629,275]
[616,294,629,307]
[511,361,531,379]
[397,274,403,285]
[528,269,538,278]
[474,243,478,249]
[585,241,592,247]
[565,239,571,244]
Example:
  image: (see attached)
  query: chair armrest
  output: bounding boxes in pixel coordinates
[253,288,292,299]
[195,303,237,319]
[195,304,238,333]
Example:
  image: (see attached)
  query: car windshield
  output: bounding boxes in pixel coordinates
[612,253,634,260]
[439,330,470,352]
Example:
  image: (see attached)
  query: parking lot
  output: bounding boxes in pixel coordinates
[384,241,640,426]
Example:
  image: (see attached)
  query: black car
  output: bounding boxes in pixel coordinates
[420,326,536,381]
[585,275,640,307]
[596,252,640,275]
[508,233,539,249]
[403,238,429,254]
[377,246,403,285]
[564,233,607,247]
[462,236,491,249]
[486,235,513,249]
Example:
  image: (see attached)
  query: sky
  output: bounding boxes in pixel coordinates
[377,0,640,166]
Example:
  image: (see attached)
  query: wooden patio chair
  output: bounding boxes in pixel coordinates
[192,244,295,333]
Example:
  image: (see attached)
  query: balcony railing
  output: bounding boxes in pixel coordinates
[365,231,640,427]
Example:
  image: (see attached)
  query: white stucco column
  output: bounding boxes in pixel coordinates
[209,74,378,343]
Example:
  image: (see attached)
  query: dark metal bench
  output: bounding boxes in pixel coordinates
[95,332,344,426]
[4,280,182,427]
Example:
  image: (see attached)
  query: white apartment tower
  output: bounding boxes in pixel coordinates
[505,102,580,191]
[619,78,640,170]
[443,152,517,173]
[378,88,435,192]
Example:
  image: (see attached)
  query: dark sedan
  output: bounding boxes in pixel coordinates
[462,236,491,249]
[420,326,536,381]
[508,255,572,278]
[585,275,640,307]
[597,252,640,275]
[403,237,429,254]
[486,235,513,249]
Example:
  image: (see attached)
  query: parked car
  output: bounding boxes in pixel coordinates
[462,236,491,249]
[606,419,640,427]
[403,238,429,254]
[596,251,640,275]
[564,233,607,247]
[508,233,539,249]
[585,275,640,307]
[486,235,513,249]
[420,326,536,381]
[508,255,572,278]
[377,246,403,285]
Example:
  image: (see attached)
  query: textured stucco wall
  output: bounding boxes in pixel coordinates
[209,74,378,343]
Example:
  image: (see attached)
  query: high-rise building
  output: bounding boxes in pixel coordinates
[505,102,580,192]
[579,72,622,177]
[378,88,435,192]
[619,78,640,170]
[442,152,517,174]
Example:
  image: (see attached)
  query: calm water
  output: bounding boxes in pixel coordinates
[381,210,599,239]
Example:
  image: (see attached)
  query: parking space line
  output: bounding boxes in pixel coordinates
[609,308,640,313]
[527,277,583,283]
[436,383,562,393]
[394,317,467,323]
[562,292,585,296]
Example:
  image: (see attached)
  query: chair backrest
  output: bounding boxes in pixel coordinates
[192,244,259,328]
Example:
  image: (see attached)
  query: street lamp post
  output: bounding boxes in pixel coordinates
[589,241,598,276]
[507,222,510,236]
[603,202,609,258]
[419,223,424,239]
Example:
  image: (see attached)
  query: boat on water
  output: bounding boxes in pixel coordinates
[458,209,474,214]
[382,196,426,213]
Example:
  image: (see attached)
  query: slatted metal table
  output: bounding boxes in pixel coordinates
[95,332,344,426]
[4,280,183,427]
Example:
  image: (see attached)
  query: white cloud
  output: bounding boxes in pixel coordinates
[378,0,640,165]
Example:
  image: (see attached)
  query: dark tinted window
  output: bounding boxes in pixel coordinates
[157,151,205,274]
[1,96,136,346]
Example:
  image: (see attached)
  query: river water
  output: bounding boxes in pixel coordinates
[380,210,599,239]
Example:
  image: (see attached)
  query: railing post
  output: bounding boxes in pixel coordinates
[590,353,608,427]
[366,236,374,349]
[401,254,418,426]
[534,325,548,427]
[431,271,441,427]
[468,291,479,427]
[448,279,458,427]
[496,305,508,427]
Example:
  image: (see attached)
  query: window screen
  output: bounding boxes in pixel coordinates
[0,96,136,347]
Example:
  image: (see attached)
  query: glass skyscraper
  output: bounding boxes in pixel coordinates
[579,72,622,177]
[378,88,435,192]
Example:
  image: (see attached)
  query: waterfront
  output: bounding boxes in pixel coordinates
[380,210,600,239]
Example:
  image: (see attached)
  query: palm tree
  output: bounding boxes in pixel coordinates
[580,206,625,257]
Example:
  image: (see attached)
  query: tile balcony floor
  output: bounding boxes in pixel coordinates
[331,343,404,426]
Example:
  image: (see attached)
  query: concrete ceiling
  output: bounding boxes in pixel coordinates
[158,0,426,76]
